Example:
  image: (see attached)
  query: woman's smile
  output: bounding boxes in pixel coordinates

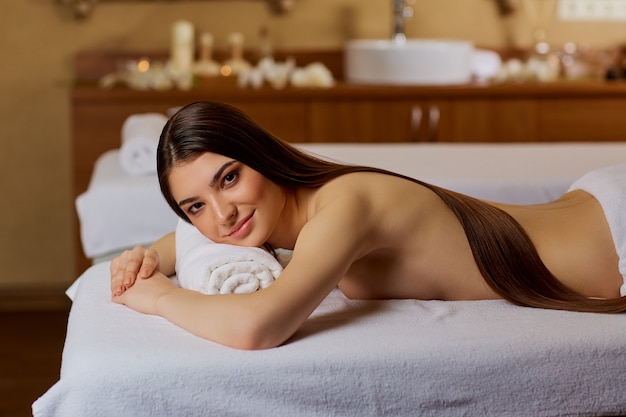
[227,211,254,238]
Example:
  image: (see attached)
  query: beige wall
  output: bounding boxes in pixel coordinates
[2,0,626,291]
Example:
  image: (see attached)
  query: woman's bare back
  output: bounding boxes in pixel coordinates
[317,173,622,302]
[495,190,622,299]
[317,173,500,302]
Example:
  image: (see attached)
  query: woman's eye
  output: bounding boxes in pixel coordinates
[222,171,238,187]
[188,202,204,214]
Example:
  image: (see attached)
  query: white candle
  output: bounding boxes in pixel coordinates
[170,20,195,74]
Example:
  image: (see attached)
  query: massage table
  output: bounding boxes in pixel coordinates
[34,142,626,416]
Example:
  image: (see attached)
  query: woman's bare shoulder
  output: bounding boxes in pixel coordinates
[305,172,441,248]
[314,171,430,202]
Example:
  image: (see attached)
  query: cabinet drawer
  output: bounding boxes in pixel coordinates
[537,99,626,142]
[308,100,412,142]
[437,99,536,143]
[225,101,309,142]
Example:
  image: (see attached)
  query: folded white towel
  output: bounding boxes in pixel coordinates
[175,219,285,294]
[119,113,168,176]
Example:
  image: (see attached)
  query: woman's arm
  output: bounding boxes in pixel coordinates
[110,231,176,296]
[113,195,372,349]
[113,276,305,350]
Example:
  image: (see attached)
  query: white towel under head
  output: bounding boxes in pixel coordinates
[175,219,287,294]
[119,113,168,176]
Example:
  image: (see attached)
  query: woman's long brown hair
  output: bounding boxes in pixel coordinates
[158,101,626,313]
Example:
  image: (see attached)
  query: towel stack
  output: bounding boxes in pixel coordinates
[119,113,168,176]
[175,219,287,294]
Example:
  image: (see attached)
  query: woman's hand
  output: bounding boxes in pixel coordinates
[110,245,161,296]
[111,270,177,315]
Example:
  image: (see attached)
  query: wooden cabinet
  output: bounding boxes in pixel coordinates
[72,81,626,195]
[536,98,626,142]
[310,99,449,143]
[303,88,626,144]
[308,99,415,142]
[224,100,310,142]
[72,82,626,196]
[307,98,537,143]
[436,98,537,142]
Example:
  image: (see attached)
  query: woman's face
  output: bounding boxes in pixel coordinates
[169,152,287,247]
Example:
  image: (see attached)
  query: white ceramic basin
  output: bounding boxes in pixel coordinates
[345,39,474,86]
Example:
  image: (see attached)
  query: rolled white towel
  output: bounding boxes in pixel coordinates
[175,219,285,295]
[119,113,168,176]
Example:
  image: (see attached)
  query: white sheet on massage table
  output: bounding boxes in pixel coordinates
[76,142,626,259]
[33,262,626,417]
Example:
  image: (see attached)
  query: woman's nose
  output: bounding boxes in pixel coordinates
[208,196,236,224]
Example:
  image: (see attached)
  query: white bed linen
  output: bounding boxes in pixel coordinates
[34,262,626,417]
[75,142,626,260]
[75,151,179,259]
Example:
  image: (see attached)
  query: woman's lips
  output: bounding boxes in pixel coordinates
[227,212,254,238]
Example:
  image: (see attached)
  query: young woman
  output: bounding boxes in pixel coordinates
[110,101,626,350]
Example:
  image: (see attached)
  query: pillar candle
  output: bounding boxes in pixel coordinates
[170,20,195,75]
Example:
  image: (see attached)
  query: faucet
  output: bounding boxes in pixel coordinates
[392,0,413,44]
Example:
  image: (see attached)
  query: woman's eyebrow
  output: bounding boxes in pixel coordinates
[177,160,237,207]
[177,196,198,208]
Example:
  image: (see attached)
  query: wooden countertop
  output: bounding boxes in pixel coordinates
[72,78,626,101]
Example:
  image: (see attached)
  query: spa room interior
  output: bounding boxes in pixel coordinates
[3,0,626,416]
